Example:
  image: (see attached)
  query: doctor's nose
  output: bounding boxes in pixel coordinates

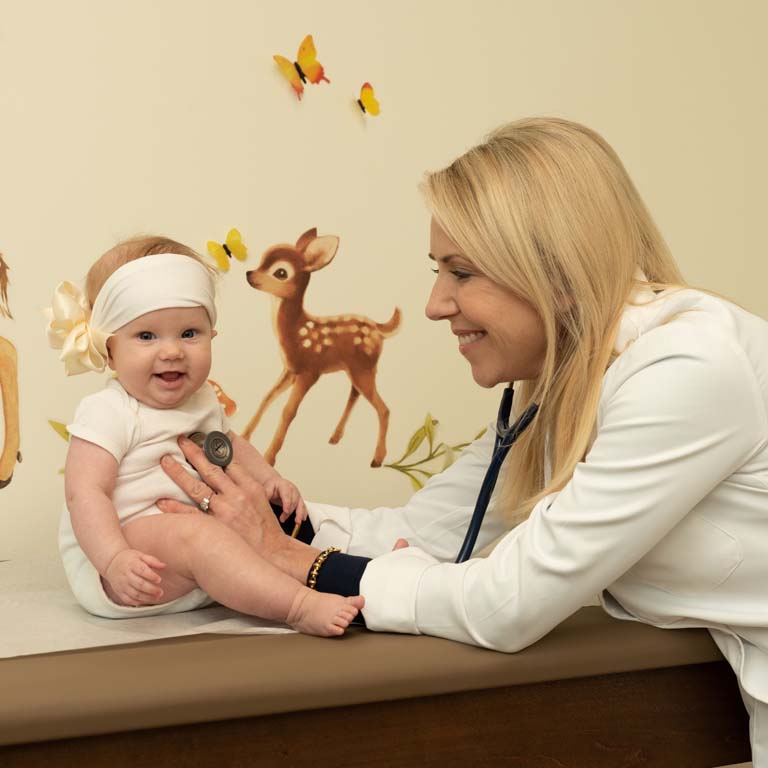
[425,278,457,321]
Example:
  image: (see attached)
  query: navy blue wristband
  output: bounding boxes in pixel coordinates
[270,503,369,625]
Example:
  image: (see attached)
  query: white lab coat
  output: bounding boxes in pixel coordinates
[307,285,768,763]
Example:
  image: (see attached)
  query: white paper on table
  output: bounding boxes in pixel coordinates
[0,557,294,659]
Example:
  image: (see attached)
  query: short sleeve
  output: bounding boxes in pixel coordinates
[67,388,137,463]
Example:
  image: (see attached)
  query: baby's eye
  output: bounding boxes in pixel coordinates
[181,329,198,339]
[137,331,155,341]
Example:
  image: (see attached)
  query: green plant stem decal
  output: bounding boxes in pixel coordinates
[49,419,70,474]
[384,414,486,490]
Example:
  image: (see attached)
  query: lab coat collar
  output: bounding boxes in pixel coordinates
[612,269,661,355]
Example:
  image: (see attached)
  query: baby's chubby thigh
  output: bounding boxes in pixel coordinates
[121,512,222,602]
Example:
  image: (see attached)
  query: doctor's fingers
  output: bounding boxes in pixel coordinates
[176,437,239,495]
[157,498,202,516]
[160,452,233,505]
[222,460,272,507]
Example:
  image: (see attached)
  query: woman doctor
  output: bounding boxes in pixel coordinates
[159,117,768,764]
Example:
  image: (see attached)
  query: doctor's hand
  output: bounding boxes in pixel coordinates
[157,436,288,557]
[157,436,320,583]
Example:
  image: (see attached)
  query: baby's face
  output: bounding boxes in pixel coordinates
[107,306,216,409]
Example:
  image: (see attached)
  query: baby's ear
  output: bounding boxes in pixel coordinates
[211,329,218,339]
[106,339,115,370]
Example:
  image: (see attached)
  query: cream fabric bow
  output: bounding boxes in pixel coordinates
[45,281,110,376]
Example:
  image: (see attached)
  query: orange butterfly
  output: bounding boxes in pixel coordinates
[274,35,330,101]
[357,82,380,116]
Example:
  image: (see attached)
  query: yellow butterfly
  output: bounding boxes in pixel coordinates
[357,82,380,116]
[207,228,247,272]
[274,35,330,101]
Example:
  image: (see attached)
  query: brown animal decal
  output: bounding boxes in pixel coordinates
[243,228,401,467]
[0,253,11,320]
[0,253,20,489]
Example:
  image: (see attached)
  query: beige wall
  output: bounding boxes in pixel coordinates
[0,0,765,560]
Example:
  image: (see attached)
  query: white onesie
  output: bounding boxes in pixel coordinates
[59,378,229,618]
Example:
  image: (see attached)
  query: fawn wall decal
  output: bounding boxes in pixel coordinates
[242,228,401,467]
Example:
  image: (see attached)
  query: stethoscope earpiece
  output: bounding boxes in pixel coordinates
[187,430,233,468]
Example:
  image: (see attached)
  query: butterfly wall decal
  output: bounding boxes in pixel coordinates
[274,35,330,101]
[357,82,380,116]
[207,228,248,272]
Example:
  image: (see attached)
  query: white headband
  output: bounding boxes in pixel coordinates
[46,254,216,376]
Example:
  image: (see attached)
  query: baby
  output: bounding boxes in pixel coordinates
[47,236,362,635]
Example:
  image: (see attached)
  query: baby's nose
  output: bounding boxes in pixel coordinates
[159,340,183,359]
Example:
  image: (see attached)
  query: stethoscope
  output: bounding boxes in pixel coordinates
[455,386,539,563]
[186,430,306,535]
[187,430,233,468]
[188,386,539,559]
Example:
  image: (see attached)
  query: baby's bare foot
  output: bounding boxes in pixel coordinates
[287,589,365,637]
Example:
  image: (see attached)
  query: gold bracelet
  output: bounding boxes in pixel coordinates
[306,546,341,590]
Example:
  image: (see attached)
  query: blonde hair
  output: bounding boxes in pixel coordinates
[85,236,214,308]
[422,117,687,527]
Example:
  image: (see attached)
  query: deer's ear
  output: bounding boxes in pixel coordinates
[304,235,339,272]
[296,228,318,252]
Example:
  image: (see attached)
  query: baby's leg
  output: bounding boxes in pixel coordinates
[122,514,363,636]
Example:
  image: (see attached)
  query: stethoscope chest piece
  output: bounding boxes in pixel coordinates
[187,430,233,468]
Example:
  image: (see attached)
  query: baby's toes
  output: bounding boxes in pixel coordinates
[332,614,351,629]
[338,607,358,622]
[346,595,365,611]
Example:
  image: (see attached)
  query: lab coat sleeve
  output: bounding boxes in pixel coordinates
[359,325,765,648]
[306,423,506,559]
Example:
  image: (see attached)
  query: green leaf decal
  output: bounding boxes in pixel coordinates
[399,426,426,463]
[385,415,484,491]
[49,420,70,442]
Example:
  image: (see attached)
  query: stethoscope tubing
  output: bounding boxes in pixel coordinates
[455,387,539,564]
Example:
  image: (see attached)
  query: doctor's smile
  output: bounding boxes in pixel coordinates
[427,216,547,388]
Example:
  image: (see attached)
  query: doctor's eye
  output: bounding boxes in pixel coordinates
[137,331,155,341]
[451,269,472,281]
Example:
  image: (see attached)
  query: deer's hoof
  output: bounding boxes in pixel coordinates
[370,458,382,468]
[0,472,12,489]
[329,433,342,445]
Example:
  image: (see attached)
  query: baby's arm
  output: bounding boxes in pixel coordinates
[65,436,165,605]
[227,432,307,523]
